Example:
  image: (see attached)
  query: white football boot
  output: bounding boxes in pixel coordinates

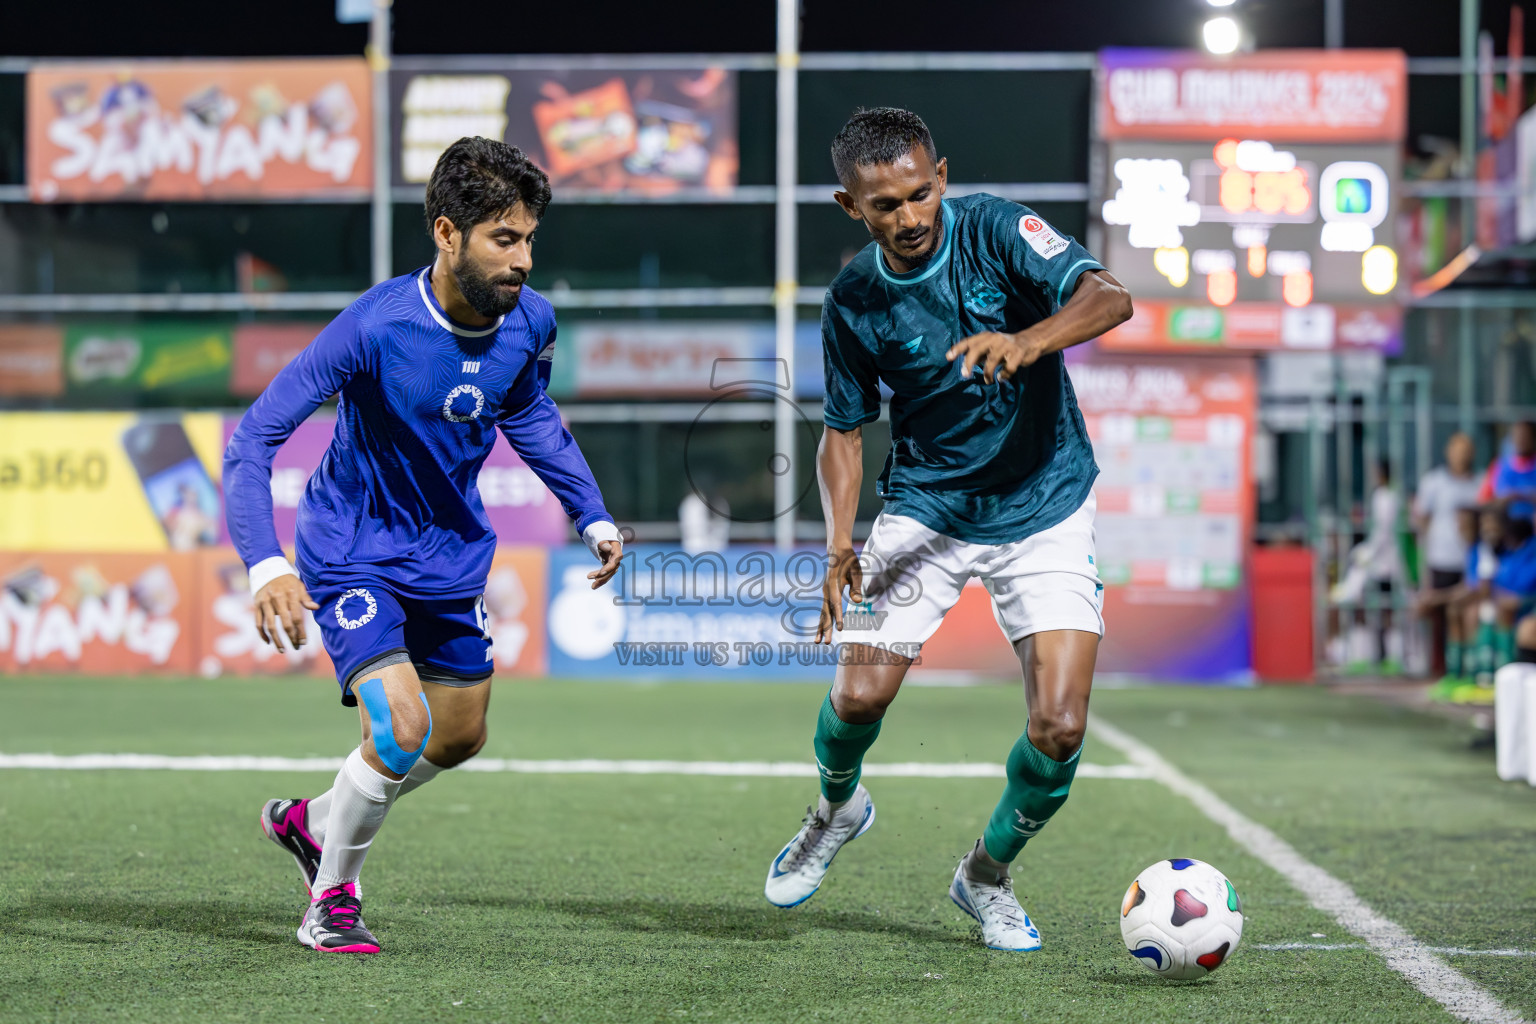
[949,845,1043,951]
[764,784,875,908]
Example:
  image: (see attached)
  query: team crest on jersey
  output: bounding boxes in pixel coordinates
[335,588,378,630]
[442,384,486,422]
[964,284,1006,315]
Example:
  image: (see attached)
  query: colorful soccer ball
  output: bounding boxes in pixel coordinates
[1120,858,1243,980]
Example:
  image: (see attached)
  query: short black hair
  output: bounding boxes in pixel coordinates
[831,107,937,188]
[425,136,551,241]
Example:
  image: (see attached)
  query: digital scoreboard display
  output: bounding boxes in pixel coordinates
[1094,49,1406,352]
[1099,140,1399,307]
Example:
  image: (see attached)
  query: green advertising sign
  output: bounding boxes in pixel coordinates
[1167,307,1224,343]
[65,323,232,400]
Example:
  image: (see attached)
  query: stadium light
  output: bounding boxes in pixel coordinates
[1203,16,1242,54]
[1361,245,1399,295]
[1206,0,1237,6]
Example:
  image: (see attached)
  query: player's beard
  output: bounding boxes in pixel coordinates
[453,254,526,318]
[874,216,943,271]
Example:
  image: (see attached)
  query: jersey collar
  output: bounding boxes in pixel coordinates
[417,266,505,338]
[874,200,955,287]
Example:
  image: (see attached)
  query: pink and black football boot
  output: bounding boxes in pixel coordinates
[259,797,322,895]
[297,883,380,954]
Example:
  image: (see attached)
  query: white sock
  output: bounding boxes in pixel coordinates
[312,747,402,896]
[306,789,333,847]
[398,756,446,798]
[306,758,444,846]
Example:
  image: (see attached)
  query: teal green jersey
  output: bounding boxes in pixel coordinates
[821,193,1104,545]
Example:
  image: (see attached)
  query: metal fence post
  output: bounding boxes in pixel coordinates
[774,0,801,552]
[369,0,393,285]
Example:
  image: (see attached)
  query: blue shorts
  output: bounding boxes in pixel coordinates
[311,582,493,706]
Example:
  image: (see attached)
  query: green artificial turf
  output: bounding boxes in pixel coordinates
[0,677,1529,1023]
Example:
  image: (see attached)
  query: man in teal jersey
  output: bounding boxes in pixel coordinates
[763,108,1133,951]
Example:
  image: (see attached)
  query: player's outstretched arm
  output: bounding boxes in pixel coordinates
[817,425,865,644]
[948,270,1133,384]
[225,307,366,647]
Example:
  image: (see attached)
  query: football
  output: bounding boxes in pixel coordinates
[1120,858,1244,980]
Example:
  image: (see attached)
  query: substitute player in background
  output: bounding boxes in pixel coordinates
[225,137,622,954]
[763,109,1132,950]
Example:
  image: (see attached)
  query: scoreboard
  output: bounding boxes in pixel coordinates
[1094,49,1407,352]
[1101,139,1399,306]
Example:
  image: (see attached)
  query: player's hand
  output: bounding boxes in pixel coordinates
[817,548,864,645]
[946,331,1044,384]
[253,575,319,652]
[589,539,624,590]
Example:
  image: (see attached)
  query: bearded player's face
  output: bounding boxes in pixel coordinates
[449,202,539,318]
[835,147,948,272]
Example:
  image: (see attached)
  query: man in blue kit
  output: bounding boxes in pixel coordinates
[763,109,1132,951]
[225,137,622,954]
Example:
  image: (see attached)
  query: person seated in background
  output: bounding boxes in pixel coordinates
[1421,504,1481,684]
[1478,420,1536,523]
[1414,433,1481,677]
[1329,458,1403,671]
[1444,508,1536,699]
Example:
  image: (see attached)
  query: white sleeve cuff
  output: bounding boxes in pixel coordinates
[581,519,622,560]
[248,556,299,597]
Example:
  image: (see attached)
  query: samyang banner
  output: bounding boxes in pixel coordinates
[27,59,372,202]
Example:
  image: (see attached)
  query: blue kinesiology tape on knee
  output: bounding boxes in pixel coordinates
[356,677,431,775]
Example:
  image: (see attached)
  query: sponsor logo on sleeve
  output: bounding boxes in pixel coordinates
[1019,215,1069,260]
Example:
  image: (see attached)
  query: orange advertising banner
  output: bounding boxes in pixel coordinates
[909,581,1020,678]
[195,546,333,680]
[0,545,548,680]
[0,326,65,397]
[194,546,547,680]
[485,546,548,677]
[1098,49,1407,143]
[0,551,197,674]
[231,323,317,397]
[27,60,371,202]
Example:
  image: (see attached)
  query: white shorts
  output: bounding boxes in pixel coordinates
[834,491,1103,652]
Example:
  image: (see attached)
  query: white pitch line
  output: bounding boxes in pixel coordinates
[0,752,1148,780]
[1257,943,1536,958]
[1091,716,1527,1024]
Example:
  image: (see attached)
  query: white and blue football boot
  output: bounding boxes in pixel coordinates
[764,784,875,908]
[949,846,1043,951]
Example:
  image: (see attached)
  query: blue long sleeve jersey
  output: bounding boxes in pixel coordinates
[224,267,613,599]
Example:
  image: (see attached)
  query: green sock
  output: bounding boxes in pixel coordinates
[1446,641,1464,677]
[1495,627,1516,669]
[812,692,881,803]
[981,730,1081,863]
[1477,621,1497,676]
